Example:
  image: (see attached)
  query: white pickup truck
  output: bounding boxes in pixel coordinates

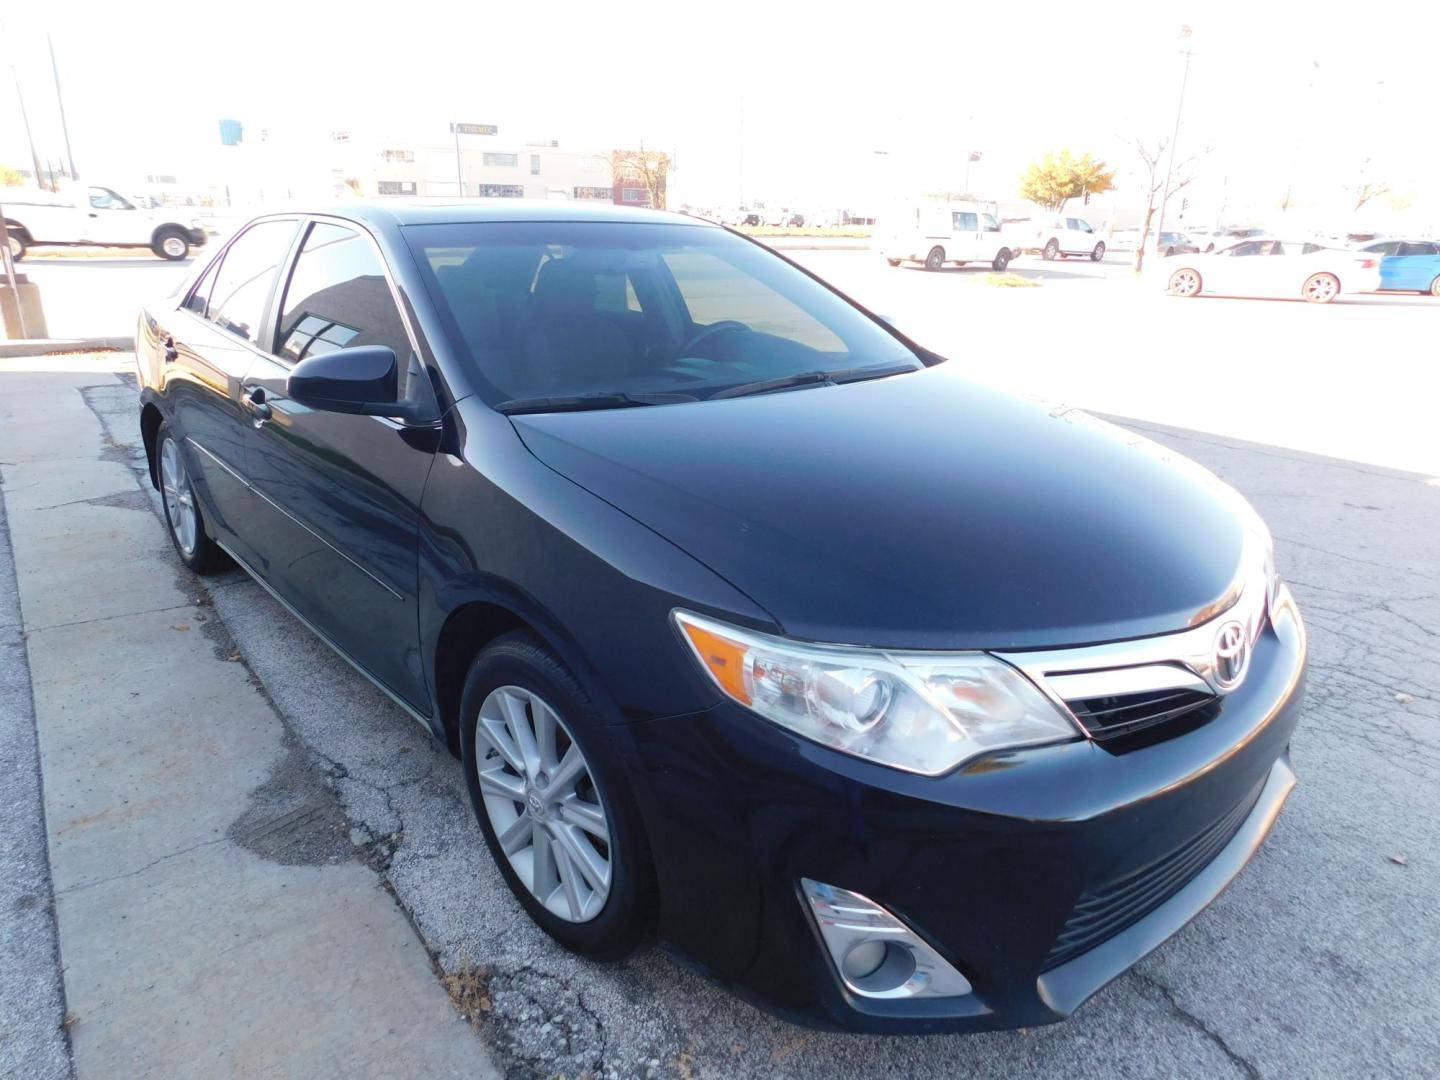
[2,184,208,261]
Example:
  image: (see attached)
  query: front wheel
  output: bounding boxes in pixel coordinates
[992,249,1011,271]
[1302,273,1339,304]
[1042,239,1059,261]
[4,230,24,262]
[1167,268,1202,297]
[885,258,901,267]
[923,246,946,271]
[460,632,654,959]
[153,228,189,260]
[1090,242,1106,262]
[156,424,227,573]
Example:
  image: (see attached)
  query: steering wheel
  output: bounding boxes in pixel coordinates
[678,320,749,358]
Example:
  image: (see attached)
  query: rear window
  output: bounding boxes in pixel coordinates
[404,221,920,404]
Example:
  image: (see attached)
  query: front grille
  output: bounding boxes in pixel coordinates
[1066,687,1218,743]
[1042,780,1264,970]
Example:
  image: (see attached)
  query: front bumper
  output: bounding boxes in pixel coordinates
[625,594,1306,1033]
[186,227,208,246]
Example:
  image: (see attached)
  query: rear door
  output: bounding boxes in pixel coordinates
[1395,241,1440,290]
[157,218,300,559]
[237,219,439,709]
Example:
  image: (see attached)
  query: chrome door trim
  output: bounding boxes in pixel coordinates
[215,537,434,733]
[187,436,404,601]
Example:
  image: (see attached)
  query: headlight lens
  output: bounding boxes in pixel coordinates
[673,611,1079,775]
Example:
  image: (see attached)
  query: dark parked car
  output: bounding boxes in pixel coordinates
[1156,230,1199,256]
[136,201,1306,1034]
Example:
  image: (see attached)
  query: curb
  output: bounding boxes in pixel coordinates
[0,337,130,358]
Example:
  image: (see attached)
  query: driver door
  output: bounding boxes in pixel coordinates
[83,186,144,245]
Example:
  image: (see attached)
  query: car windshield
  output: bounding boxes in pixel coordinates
[404,220,923,406]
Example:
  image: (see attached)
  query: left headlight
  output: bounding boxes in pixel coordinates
[673,611,1079,776]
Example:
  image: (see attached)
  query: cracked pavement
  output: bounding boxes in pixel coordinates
[5,351,1436,1079]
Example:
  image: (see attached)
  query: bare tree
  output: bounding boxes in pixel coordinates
[1349,181,1391,213]
[1129,136,1209,272]
[611,149,670,210]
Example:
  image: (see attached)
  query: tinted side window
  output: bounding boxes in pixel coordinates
[1227,241,1265,256]
[208,221,297,344]
[185,257,221,315]
[277,222,411,365]
[1399,241,1437,256]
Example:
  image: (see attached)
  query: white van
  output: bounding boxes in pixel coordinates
[875,201,1017,271]
[2,184,208,261]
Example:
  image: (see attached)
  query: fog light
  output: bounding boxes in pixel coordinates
[801,878,972,1000]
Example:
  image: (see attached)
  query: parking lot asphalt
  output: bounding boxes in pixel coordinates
[0,344,1423,1079]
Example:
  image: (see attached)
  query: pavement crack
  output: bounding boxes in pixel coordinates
[55,836,228,896]
[1135,972,1261,1080]
[28,601,193,633]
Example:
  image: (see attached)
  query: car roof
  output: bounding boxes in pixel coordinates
[297,199,713,230]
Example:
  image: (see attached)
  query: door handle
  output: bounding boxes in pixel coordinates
[163,336,178,363]
[241,387,272,422]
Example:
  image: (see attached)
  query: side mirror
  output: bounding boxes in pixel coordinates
[876,313,897,328]
[288,346,407,417]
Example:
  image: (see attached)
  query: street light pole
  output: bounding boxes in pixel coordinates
[1153,37,1193,252]
[48,34,77,181]
[453,125,464,196]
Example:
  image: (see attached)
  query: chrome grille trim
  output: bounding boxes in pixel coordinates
[994,567,1270,741]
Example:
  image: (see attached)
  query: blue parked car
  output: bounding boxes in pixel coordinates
[1359,239,1440,295]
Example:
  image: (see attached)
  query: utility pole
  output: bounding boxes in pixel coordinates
[1154,28,1193,253]
[11,66,45,191]
[48,34,77,181]
[454,124,464,196]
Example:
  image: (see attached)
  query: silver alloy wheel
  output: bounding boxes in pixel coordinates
[159,437,198,555]
[1044,239,1059,260]
[1168,268,1201,297]
[1429,276,1440,298]
[5,234,20,259]
[1303,273,1339,303]
[475,685,612,923]
[161,234,187,258]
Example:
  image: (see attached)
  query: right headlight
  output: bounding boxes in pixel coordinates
[673,611,1080,776]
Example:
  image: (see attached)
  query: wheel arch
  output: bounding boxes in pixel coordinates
[3,218,31,242]
[140,400,165,488]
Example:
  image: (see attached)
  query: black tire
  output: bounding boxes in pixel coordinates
[924,246,946,271]
[460,631,655,959]
[152,227,190,261]
[155,423,228,574]
[992,249,1011,271]
[1042,239,1059,261]
[1091,242,1106,262]
[885,258,901,267]
[4,229,24,262]
[1165,246,1176,257]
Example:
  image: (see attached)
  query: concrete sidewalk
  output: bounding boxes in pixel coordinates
[0,355,497,1079]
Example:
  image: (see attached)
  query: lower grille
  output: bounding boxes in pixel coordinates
[1043,780,1264,970]
[1066,687,1217,743]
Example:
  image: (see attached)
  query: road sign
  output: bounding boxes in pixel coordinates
[450,123,497,136]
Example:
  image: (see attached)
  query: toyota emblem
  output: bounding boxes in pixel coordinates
[1212,620,1249,691]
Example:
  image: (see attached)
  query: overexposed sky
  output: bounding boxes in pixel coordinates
[2,0,1434,214]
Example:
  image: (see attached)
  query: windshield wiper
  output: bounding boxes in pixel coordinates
[708,362,918,401]
[494,391,698,416]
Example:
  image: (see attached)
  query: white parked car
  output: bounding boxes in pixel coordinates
[1163,238,1382,304]
[876,201,1017,271]
[1023,214,1106,261]
[2,184,208,261]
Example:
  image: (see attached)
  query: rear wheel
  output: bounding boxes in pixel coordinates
[885,258,901,267]
[1090,242,1106,262]
[1042,239,1059,261]
[156,424,227,573]
[152,227,190,261]
[1167,268,1202,297]
[4,230,24,262]
[992,249,1011,271]
[1302,273,1339,304]
[1430,276,1440,298]
[460,632,654,959]
[924,246,945,272]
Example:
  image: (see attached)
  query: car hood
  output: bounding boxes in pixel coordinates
[511,367,1247,650]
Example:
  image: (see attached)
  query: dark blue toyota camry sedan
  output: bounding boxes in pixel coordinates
[135,200,1306,1033]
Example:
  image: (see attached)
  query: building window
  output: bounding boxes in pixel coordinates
[477,184,524,198]
[377,180,417,196]
[381,149,414,162]
[482,152,518,167]
[621,187,649,204]
[573,186,613,200]
[530,154,541,175]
